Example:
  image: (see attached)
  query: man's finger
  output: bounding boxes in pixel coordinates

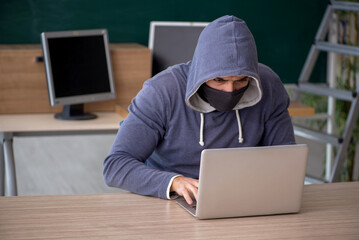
[187,184,198,201]
[182,190,193,205]
[192,179,199,188]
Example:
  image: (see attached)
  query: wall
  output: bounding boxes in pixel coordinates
[0,0,327,83]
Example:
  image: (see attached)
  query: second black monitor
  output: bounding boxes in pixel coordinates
[149,21,208,76]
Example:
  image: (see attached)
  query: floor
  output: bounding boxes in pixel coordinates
[11,133,325,196]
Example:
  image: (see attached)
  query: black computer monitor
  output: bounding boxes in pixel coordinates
[148,21,208,76]
[41,29,116,120]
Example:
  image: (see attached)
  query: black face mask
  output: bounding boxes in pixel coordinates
[198,83,249,112]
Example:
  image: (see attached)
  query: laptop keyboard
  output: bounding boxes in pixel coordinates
[190,201,197,210]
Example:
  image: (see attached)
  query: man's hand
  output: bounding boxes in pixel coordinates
[170,176,199,205]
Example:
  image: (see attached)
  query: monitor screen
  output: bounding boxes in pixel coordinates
[41,29,116,120]
[149,21,208,76]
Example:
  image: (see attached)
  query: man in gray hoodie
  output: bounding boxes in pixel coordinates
[103,15,295,205]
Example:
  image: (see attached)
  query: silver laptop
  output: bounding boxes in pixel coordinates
[176,144,308,219]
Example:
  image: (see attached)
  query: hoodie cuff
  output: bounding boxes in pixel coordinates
[166,175,182,199]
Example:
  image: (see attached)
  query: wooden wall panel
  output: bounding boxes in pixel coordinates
[0,44,151,114]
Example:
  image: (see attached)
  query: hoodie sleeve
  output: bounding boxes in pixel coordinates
[259,66,296,146]
[103,81,179,199]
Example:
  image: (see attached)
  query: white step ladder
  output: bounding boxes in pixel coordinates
[293,0,359,182]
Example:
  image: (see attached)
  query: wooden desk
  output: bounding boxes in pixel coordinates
[116,101,316,119]
[0,100,315,197]
[0,112,124,196]
[0,182,358,239]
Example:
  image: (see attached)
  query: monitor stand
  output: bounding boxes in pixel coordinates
[54,104,97,120]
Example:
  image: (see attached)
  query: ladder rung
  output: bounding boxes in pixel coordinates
[331,0,359,12]
[294,125,343,146]
[296,83,356,101]
[315,41,359,57]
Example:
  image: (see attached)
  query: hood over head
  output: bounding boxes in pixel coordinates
[186,15,262,113]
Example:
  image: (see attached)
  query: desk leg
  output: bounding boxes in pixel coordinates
[3,133,17,196]
[0,134,4,196]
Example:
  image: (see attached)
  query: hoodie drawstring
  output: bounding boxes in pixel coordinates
[199,110,244,146]
[199,112,205,146]
[235,109,244,143]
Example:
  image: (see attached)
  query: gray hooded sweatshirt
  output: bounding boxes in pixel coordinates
[103,16,295,199]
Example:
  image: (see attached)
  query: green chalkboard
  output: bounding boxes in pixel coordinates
[0,0,327,83]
